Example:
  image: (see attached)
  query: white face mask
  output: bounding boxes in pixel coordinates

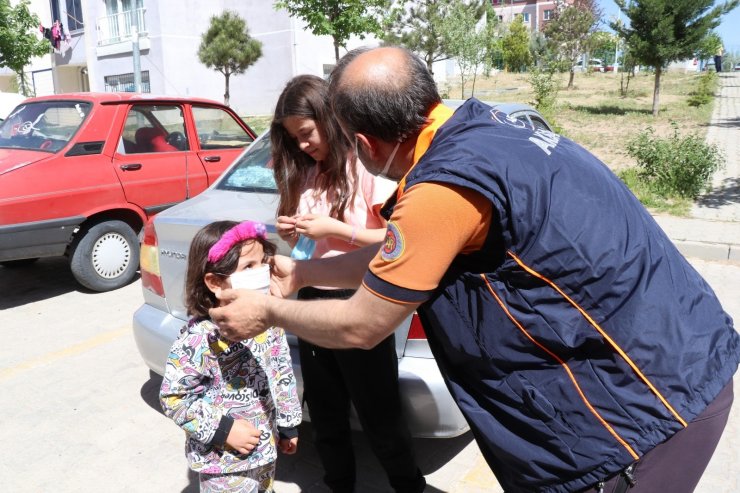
[228,264,270,294]
[355,137,402,181]
[378,140,401,179]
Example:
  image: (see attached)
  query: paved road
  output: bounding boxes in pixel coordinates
[1,254,737,492]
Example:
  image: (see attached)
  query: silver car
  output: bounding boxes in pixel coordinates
[132,101,551,438]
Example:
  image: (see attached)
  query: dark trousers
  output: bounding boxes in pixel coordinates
[297,287,425,493]
[714,55,723,72]
[589,379,734,493]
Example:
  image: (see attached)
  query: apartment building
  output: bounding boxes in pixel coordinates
[491,0,565,32]
[0,0,362,115]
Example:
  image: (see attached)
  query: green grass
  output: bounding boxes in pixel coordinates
[617,168,692,216]
[242,115,272,135]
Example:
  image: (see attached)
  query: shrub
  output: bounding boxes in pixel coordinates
[687,71,718,107]
[626,122,724,199]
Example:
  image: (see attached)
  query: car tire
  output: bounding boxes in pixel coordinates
[1,258,40,268]
[69,220,140,292]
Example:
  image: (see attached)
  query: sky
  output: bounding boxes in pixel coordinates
[597,0,740,53]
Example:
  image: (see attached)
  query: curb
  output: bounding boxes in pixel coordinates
[652,215,740,264]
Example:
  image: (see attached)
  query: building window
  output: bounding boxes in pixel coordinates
[544,10,553,21]
[66,0,84,31]
[104,71,151,93]
[498,15,504,22]
[523,13,530,23]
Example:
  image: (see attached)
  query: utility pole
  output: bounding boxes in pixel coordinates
[613,11,620,74]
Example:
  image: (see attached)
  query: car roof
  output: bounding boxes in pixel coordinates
[443,99,539,114]
[20,92,225,107]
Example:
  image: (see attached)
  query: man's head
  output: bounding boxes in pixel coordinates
[329,46,441,180]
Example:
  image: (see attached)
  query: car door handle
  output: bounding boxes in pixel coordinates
[203,156,221,162]
[120,163,142,171]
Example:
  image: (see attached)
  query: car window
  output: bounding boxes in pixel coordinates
[217,133,276,192]
[530,116,549,131]
[119,104,188,154]
[0,101,91,152]
[192,106,254,150]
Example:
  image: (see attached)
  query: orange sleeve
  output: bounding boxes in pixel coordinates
[363,182,492,303]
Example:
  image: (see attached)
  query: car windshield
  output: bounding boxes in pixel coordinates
[217,131,276,193]
[0,101,91,152]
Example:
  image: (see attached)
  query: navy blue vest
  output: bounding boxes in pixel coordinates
[393,99,739,492]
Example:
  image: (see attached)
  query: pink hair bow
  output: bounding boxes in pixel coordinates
[208,221,267,263]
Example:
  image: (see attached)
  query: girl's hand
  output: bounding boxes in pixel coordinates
[278,437,298,454]
[225,419,261,455]
[295,214,341,240]
[276,215,298,244]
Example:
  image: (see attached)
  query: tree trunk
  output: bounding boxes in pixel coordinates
[334,38,340,63]
[652,66,662,117]
[568,69,575,89]
[224,72,230,106]
[426,53,434,77]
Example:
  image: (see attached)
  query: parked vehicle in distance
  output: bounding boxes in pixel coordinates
[573,58,604,73]
[0,93,256,291]
[132,101,553,437]
[735,62,740,72]
[0,92,26,123]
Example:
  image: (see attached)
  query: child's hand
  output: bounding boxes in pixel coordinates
[295,214,340,240]
[276,215,298,244]
[225,420,261,455]
[279,437,298,455]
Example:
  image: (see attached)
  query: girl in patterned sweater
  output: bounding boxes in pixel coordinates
[160,220,302,492]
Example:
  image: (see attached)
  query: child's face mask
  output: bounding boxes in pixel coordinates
[229,264,270,294]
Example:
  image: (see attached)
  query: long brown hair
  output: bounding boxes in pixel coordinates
[185,221,276,319]
[270,74,358,222]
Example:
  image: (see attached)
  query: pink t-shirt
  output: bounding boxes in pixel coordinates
[296,157,396,260]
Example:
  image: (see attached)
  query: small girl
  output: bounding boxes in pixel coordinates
[160,220,302,493]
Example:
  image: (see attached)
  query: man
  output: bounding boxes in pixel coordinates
[211,46,739,492]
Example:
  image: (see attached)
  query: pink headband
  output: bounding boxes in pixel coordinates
[208,221,267,263]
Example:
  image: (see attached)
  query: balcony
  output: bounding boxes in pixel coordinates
[95,8,150,57]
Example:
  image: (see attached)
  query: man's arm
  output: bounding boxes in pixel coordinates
[212,285,418,349]
[270,242,381,298]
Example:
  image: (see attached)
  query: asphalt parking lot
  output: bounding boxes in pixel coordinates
[0,257,481,492]
[2,256,738,492]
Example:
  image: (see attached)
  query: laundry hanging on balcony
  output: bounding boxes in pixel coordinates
[39,20,71,54]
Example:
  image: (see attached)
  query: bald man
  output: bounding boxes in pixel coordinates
[212,46,738,493]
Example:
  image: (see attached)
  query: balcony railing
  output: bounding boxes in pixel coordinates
[96,8,147,47]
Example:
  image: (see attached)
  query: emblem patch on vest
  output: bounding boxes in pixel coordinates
[381,222,404,262]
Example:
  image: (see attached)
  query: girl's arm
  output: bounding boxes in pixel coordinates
[159,332,230,446]
[269,327,303,433]
[294,214,386,247]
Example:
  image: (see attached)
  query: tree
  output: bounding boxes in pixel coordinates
[502,16,532,72]
[442,1,493,97]
[382,0,453,75]
[275,0,387,62]
[543,0,602,89]
[0,0,49,96]
[696,31,724,66]
[198,11,262,106]
[611,0,739,116]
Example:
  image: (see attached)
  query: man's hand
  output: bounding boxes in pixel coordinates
[268,254,300,299]
[225,419,261,455]
[210,289,270,341]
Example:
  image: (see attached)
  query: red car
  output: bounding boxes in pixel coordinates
[0,93,256,291]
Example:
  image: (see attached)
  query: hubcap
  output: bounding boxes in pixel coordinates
[91,232,131,279]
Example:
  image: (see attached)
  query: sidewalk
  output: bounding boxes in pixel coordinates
[654,72,740,263]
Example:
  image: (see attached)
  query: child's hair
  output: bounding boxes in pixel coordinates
[271,74,358,222]
[185,220,276,318]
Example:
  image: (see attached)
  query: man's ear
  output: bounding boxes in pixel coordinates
[355,133,381,160]
[204,272,227,294]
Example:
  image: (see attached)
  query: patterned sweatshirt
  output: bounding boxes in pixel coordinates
[160,318,302,474]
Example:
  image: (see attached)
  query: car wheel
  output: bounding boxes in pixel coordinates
[1,258,40,268]
[69,220,140,292]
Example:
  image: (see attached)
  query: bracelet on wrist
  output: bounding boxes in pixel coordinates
[349,225,357,246]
